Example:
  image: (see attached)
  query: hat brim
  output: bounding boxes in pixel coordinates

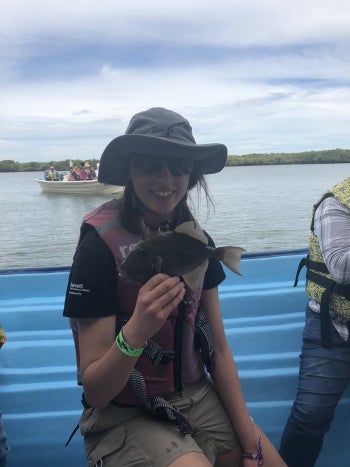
[98,134,227,186]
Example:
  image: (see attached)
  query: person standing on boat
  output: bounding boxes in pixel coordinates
[279,176,350,466]
[0,323,9,466]
[63,107,286,467]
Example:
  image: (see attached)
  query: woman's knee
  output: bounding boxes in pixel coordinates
[290,402,335,435]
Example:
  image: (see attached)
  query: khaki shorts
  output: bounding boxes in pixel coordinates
[80,375,239,467]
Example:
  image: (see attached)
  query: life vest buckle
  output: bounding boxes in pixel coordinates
[153,350,175,365]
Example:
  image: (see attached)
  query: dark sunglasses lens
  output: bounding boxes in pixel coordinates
[168,159,194,176]
[133,158,163,173]
[133,157,193,176]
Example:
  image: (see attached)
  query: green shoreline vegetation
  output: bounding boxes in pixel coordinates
[0,148,350,172]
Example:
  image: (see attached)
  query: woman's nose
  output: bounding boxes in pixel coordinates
[157,164,173,179]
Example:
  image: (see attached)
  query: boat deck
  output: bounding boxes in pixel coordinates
[1,249,349,466]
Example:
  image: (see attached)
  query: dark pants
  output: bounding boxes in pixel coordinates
[279,306,350,467]
[0,412,8,466]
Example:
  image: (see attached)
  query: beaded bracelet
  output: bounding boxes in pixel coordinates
[115,328,146,357]
[242,436,263,465]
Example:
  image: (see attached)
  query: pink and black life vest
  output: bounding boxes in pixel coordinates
[75,199,214,434]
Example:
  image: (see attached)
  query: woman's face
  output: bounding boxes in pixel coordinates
[129,155,193,226]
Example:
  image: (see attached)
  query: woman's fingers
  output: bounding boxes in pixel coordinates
[141,274,185,310]
[128,274,186,341]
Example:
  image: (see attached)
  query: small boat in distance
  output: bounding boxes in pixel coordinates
[36,178,123,195]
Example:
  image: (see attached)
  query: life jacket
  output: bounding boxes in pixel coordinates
[294,177,350,348]
[72,199,214,435]
[45,169,60,181]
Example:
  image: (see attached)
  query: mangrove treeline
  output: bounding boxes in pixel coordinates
[0,149,350,173]
[227,148,350,166]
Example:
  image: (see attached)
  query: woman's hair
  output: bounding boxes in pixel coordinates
[119,162,214,233]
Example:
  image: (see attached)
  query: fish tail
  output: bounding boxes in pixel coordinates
[217,246,245,275]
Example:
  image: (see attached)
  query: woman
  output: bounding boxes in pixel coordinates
[63,107,286,467]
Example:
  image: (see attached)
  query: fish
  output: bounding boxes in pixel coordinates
[119,220,245,291]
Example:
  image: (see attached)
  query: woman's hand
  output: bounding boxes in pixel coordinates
[123,273,185,348]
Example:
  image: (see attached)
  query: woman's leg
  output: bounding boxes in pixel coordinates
[215,422,286,467]
[168,451,213,466]
[252,422,287,467]
[214,445,242,467]
[279,308,350,467]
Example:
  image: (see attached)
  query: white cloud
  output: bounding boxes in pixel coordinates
[1,0,349,162]
[3,0,349,45]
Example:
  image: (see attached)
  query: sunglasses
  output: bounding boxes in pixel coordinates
[132,156,194,176]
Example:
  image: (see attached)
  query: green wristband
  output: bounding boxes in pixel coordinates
[115,328,145,357]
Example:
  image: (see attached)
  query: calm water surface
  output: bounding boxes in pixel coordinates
[1,164,348,269]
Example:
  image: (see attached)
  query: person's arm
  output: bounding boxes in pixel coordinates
[201,231,286,465]
[79,273,186,409]
[201,233,257,449]
[200,287,258,454]
[314,196,350,283]
[0,323,5,348]
[201,288,288,466]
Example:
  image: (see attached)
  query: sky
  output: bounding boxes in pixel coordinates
[1,0,350,163]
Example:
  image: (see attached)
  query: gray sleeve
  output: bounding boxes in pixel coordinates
[314,196,350,283]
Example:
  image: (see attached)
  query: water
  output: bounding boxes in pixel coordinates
[1,164,348,269]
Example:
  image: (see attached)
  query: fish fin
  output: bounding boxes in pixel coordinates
[174,221,208,245]
[141,218,160,240]
[183,259,209,291]
[140,218,150,240]
[216,246,245,276]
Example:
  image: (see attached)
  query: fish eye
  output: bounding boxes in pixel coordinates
[137,248,146,257]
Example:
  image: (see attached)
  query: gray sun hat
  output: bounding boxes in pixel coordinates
[98,107,228,186]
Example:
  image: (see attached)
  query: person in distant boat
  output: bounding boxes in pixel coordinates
[66,167,75,181]
[68,165,82,181]
[82,161,96,180]
[63,107,286,467]
[44,165,62,181]
[0,323,10,466]
[279,176,350,467]
[79,164,88,181]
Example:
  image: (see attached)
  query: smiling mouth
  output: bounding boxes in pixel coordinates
[153,190,173,197]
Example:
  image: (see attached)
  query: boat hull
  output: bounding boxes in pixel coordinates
[36,178,123,195]
[1,248,349,466]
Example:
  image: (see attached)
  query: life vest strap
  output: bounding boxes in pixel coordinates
[307,270,350,299]
[294,255,330,287]
[65,393,90,447]
[117,318,176,366]
[294,256,308,287]
[143,339,175,365]
[195,307,215,373]
[129,368,193,435]
[306,269,350,348]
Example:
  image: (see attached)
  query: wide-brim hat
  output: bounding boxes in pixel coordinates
[98,107,227,186]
